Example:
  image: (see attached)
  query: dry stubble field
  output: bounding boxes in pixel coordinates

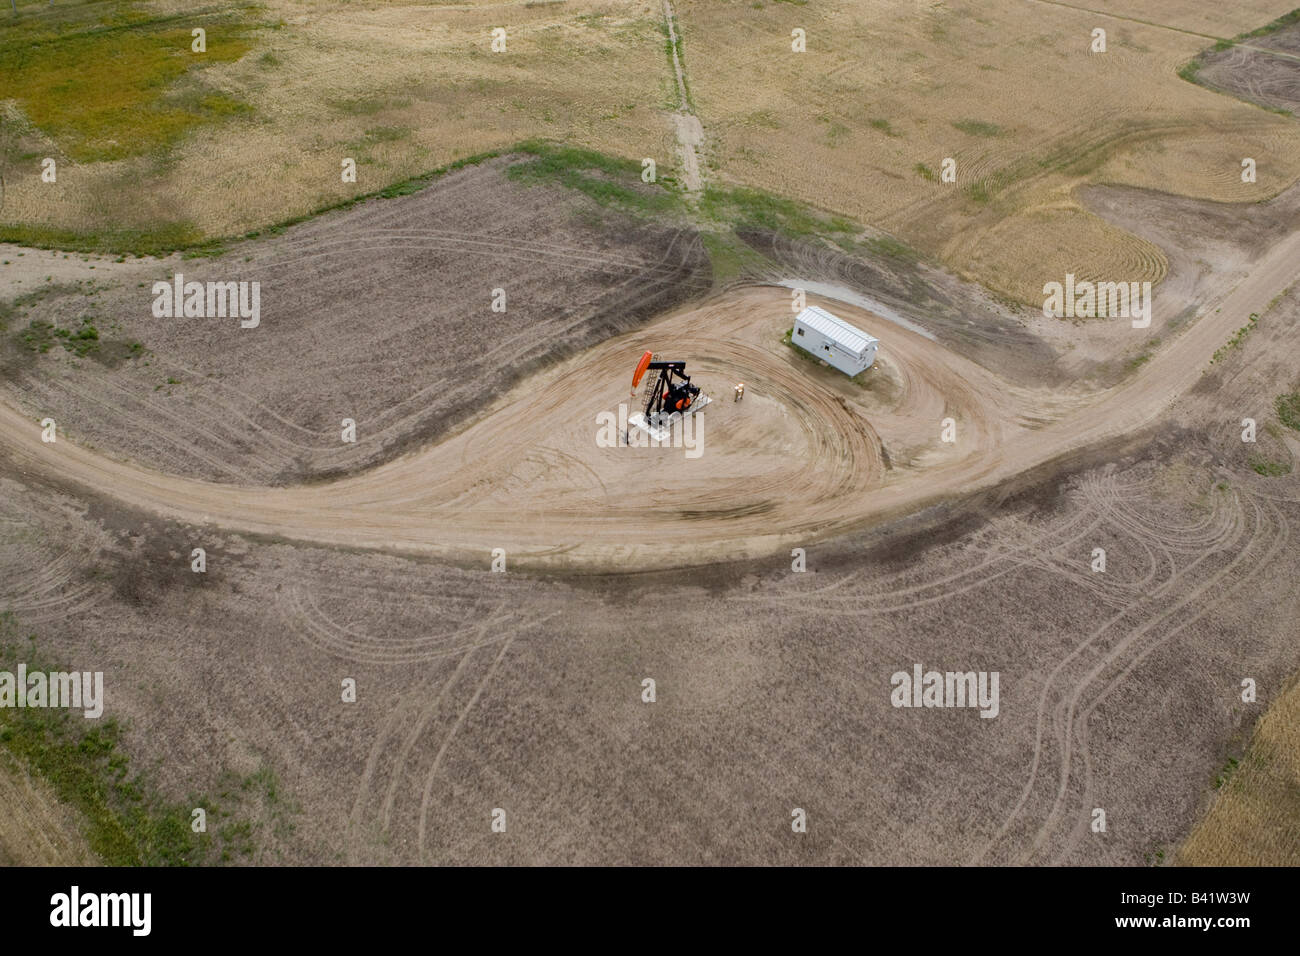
[1,0,677,239]
[3,0,1299,307]
[678,0,1300,303]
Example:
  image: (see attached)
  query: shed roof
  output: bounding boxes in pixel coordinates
[794,306,878,354]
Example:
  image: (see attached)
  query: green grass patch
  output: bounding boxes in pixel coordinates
[1214,756,1240,790]
[700,231,772,281]
[914,162,937,182]
[951,118,1005,137]
[0,710,201,865]
[58,317,101,357]
[0,220,208,258]
[862,235,919,262]
[821,119,850,148]
[1211,312,1259,364]
[1275,389,1300,432]
[745,110,783,130]
[9,285,146,363]
[18,317,99,358]
[1249,456,1291,477]
[1126,337,1160,372]
[362,125,412,144]
[868,118,898,136]
[512,142,868,246]
[18,319,58,353]
[0,284,64,332]
[963,180,991,204]
[0,1,263,163]
[16,314,139,360]
[196,93,254,118]
[699,184,858,239]
[507,140,678,216]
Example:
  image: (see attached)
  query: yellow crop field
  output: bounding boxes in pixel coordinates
[1178,677,1300,866]
[675,0,1300,302]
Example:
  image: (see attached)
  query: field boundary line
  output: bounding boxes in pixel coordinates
[1025,0,1300,61]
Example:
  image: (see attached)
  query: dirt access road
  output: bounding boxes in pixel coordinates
[4,229,1298,570]
[0,221,1296,570]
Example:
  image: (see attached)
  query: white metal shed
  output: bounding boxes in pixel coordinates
[791,306,879,376]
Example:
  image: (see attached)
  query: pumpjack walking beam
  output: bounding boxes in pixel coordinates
[631,350,700,423]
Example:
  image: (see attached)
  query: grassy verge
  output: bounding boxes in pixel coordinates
[1238,7,1300,40]
[512,144,920,275]
[2,137,906,273]
[505,140,679,216]
[700,231,773,281]
[699,184,858,241]
[0,610,274,865]
[1211,313,1259,364]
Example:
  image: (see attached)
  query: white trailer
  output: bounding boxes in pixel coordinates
[791,306,879,376]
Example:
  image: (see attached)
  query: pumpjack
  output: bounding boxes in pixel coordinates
[626,350,711,441]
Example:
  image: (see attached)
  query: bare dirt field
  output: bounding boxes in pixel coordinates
[1194,21,1300,115]
[2,157,711,486]
[2,330,1297,864]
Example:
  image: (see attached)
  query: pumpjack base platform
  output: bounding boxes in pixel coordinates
[626,394,712,443]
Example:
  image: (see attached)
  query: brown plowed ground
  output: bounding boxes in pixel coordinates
[1195,22,1300,115]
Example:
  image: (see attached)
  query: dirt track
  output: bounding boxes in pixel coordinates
[2,218,1297,570]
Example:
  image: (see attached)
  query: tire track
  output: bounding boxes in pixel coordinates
[969,478,1253,864]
